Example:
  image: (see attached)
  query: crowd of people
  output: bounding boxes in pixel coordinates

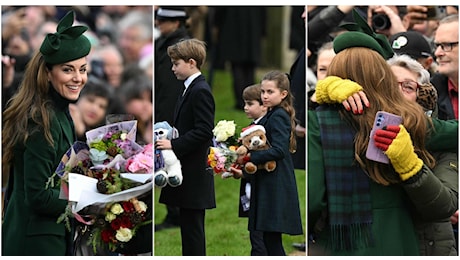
[1,6,154,256]
[307,5,458,256]
[1,4,458,257]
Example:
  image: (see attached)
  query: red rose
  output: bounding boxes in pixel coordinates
[101,229,114,243]
[122,201,135,213]
[111,217,122,230]
[120,215,134,229]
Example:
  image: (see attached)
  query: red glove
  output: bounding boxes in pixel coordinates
[374,125,400,151]
[374,125,423,181]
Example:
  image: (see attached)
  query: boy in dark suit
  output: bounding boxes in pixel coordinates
[155,38,215,256]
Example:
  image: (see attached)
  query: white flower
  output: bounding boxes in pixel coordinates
[105,212,116,222]
[115,227,133,242]
[120,132,128,140]
[137,200,147,212]
[213,120,236,142]
[110,203,124,215]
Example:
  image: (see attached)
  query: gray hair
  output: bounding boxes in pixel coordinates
[387,54,430,84]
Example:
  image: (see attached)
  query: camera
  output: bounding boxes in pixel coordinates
[371,13,391,31]
[425,6,447,20]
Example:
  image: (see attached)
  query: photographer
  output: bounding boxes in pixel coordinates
[367,5,406,38]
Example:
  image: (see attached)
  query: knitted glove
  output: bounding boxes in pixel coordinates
[315,76,363,104]
[374,125,423,181]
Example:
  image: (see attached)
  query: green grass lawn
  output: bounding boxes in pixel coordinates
[154,68,306,256]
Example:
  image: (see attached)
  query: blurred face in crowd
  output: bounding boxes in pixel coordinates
[48,57,88,101]
[155,19,180,36]
[76,94,108,128]
[125,90,152,123]
[118,24,150,63]
[434,20,459,82]
[316,48,335,80]
[391,65,419,102]
[100,48,124,88]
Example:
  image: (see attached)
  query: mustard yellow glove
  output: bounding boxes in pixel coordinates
[374,124,423,181]
[315,76,363,104]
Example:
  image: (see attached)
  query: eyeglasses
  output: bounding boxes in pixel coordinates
[398,80,419,94]
[434,42,459,52]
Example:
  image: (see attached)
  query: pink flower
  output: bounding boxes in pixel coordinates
[126,144,153,173]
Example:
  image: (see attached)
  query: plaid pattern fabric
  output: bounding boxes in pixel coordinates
[316,105,373,251]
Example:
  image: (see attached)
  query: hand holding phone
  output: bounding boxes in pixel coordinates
[366,111,402,164]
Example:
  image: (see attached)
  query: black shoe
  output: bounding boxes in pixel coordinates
[154,221,179,232]
[292,242,306,252]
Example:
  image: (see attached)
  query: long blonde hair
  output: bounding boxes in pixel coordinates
[2,51,54,174]
[261,70,297,153]
[327,47,435,185]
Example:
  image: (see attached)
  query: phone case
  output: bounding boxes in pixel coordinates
[366,111,403,164]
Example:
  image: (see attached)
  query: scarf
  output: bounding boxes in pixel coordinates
[316,105,374,251]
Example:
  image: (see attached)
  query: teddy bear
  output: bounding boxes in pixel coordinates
[154,121,182,187]
[236,125,276,174]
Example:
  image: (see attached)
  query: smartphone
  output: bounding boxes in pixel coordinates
[366,111,403,164]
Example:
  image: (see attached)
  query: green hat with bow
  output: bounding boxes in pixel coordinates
[333,9,394,60]
[40,10,91,65]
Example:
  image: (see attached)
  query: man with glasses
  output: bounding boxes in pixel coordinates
[430,13,459,256]
[431,14,458,120]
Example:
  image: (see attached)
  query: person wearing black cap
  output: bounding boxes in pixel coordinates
[2,10,91,255]
[389,30,436,75]
[154,6,190,232]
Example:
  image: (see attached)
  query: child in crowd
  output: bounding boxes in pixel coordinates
[69,78,113,142]
[232,83,268,255]
[155,38,215,256]
[232,71,303,255]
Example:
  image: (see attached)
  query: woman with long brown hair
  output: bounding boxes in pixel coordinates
[2,10,91,255]
[308,9,441,256]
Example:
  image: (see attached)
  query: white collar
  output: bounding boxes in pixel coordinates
[184,72,201,89]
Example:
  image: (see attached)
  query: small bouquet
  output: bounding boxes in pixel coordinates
[207,120,240,178]
[87,197,150,253]
[50,119,153,254]
[212,120,239,147]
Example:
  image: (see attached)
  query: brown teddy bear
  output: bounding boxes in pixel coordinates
[236,125,276,174]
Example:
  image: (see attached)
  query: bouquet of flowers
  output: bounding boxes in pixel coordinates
[49,119,153,254]
[86,197,150,253]
[207,120,240,178]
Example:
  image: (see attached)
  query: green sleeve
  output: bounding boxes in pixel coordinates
[426,118,458,153]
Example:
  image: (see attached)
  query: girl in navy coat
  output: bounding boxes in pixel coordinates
[233,70,303,255]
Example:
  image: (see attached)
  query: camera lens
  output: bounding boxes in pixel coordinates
[372,14,391,31]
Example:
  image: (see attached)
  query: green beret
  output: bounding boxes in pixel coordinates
[40,11,91,65]
[333,9,394,60]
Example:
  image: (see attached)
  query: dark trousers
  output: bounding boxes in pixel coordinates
[231,62,256,110]
[164,205,180,225]
[179,208,206,256]
[263,231,286,256]
[250,230,267,256]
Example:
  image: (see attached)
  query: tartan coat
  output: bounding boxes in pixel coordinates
[2,89,74,255]
[247,106,303,235]
[307,109,419,255]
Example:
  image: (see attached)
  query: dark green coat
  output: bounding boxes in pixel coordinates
[308,109,420,255]
[2,89,75,255]
[405,151,458,256]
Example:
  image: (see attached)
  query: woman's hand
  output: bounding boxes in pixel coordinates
[342,91,370,115]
